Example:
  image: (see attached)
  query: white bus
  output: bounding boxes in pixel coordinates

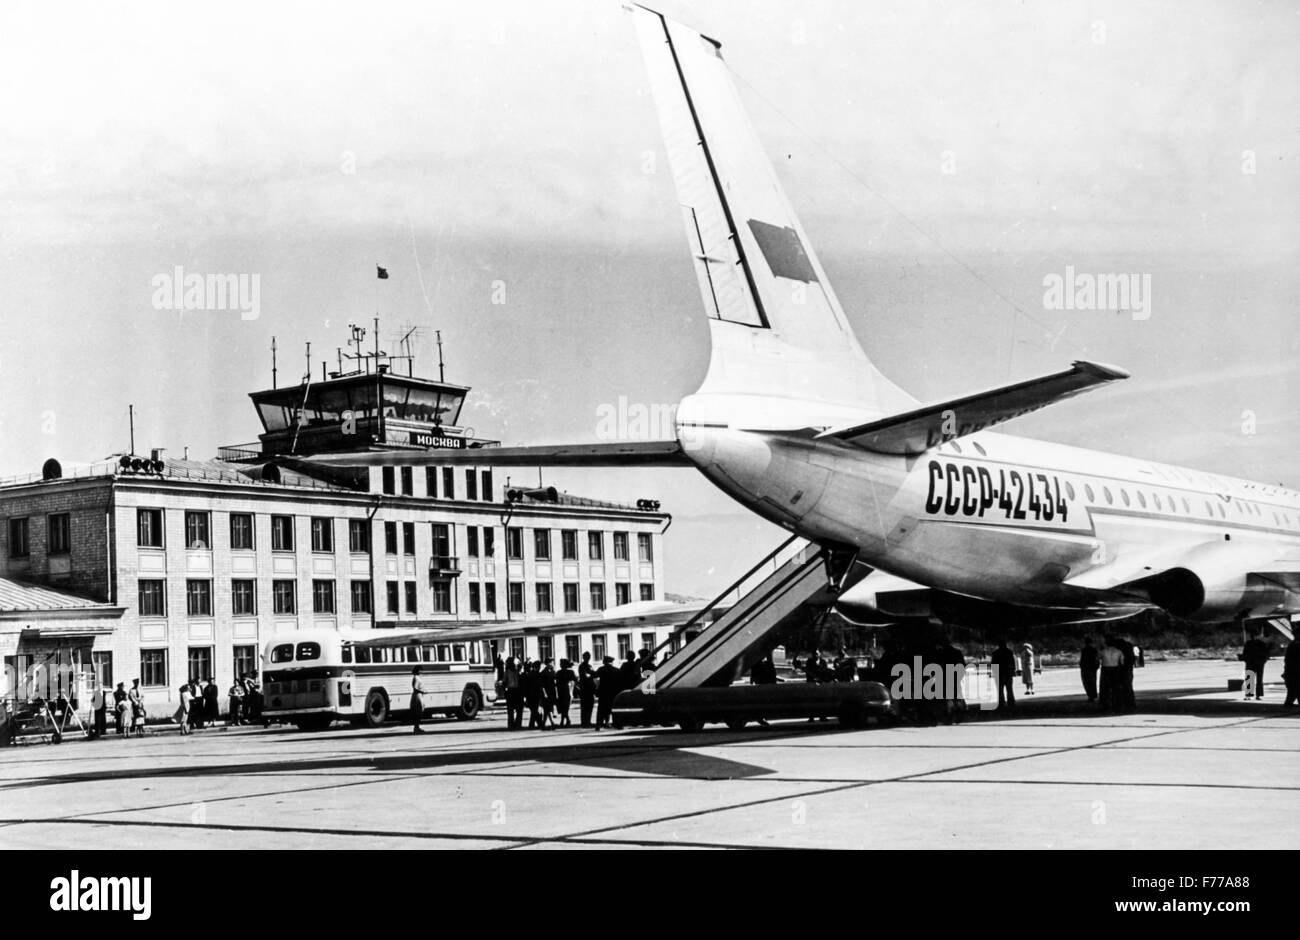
[261,629,497,731]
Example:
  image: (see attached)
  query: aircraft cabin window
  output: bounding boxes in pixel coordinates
[1065,482,1076,501]
[1182,498,1190,514]
[1104,487,1113,505]
[1084,484,1095,502]
[1121,490,1131,507]
[1217,504,1226,518]
[972,441,987,457]
[1205,501,1213,516]
[1153,493,1162,511]
[1136,492,1147,509]
[950,442,963,455]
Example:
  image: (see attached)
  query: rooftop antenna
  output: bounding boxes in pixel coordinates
[304,341,312,383]
[436,329,445,383]
[128,404,135,455]
[271,336,278,389]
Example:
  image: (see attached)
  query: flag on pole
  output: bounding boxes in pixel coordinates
[376,265,389,280]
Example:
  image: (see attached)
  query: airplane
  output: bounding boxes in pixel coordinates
[310,5,1300,642]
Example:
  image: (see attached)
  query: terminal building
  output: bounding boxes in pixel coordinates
[0,333,679,713]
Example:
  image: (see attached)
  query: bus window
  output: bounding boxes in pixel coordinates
[453,644,466,662]
[420,646,432,662]
[469,643,481,664]
[393,648,405,664]
[271,644,295,664]
[407,646,420,662]
[356,646,371,664]
[434,645,447,662]
[296,642,321,661]
[341,645,353,664]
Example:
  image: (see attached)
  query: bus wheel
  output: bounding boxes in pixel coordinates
[678,718,704,733]
[725,718,748,730]
[364,690,389,727]
[455,686,481,720]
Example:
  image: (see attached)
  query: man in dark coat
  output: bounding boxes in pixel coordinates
[619,651,641,693]
[1241,633,1271,699]
[555,659,576,727]
[1283,634,1300,707]
[1079,637,1100,703]
[203,678,219,724]
[594,656,622,730]
[991,640,1016,710]
[577,652,596,727]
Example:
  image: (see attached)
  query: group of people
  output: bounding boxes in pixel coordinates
[796,648,861,684]
[1238,631,1300,705]
[173,674,263,734]
[89,679,147,738]
[1076,636,1139,712]
[488,648,656,733]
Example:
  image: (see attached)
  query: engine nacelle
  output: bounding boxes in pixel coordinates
[1138,541,1289,622]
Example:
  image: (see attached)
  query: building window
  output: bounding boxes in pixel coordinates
[640,584,655,602]
[425,467,439,498]
[508,582,525,614]
[386,581,400,615]
[507,527,524,559]
[136,509,163,548]
[385,521,398,555]
[233,645,257,680]
[271,515,294,551]
[404,581,417,614]
[467,526,479,558]
[348,519,370,553]
[311,580,336,613]
[231,579,256,616]
[592,634,607,661]
[589,583,606,611]
[561,530,578,561]
[272,579,296,614]
[351,580,372,614]
[613,532,630,561]
[185,511,211,549]
[483,528,495,558]
[565,635,581,663]
[563,582,579,613]
[538,635,553,662]
[138,580,166,617]
[230,513,255,550]
[47,513,70,554]
[535,583,553,613]
[309,517,333,552]
[617,633,631,659]
[641,632,656,654]
[400,466,413,496]
[91,651,113,690]
[186,579,213,616]
[466,469,478,501]
[382,466,395,494]
[431,523,451,561]
[7,517,30,557]
[403,522,416,556]
[509,637,524,660]
[481,469,493,502]
[638,533,653,563]
[615,583,631,606]
[140,649,168,688]
[442,467,455,500]
[468,582,481,614]
[431,580,452,613]
[484,583,497,614]
[534,529,551,561]
[588,530,603,561]
[187,647,213,682]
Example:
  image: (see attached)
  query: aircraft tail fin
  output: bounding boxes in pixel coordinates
[631,5,915,417]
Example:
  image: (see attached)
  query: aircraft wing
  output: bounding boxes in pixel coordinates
[818,360,1128,455]
[304,440,691,468]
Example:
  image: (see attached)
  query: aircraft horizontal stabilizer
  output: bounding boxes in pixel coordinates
[818,360,1128,455]
[305,440,690,468]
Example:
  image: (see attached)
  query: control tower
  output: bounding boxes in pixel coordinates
[220,322,497,462]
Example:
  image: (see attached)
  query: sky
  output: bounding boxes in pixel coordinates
[1,0,1297,596]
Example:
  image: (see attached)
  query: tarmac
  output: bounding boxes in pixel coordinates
[0,659,1295,850]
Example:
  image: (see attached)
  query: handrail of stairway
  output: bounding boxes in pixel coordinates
[649,534,811,662]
